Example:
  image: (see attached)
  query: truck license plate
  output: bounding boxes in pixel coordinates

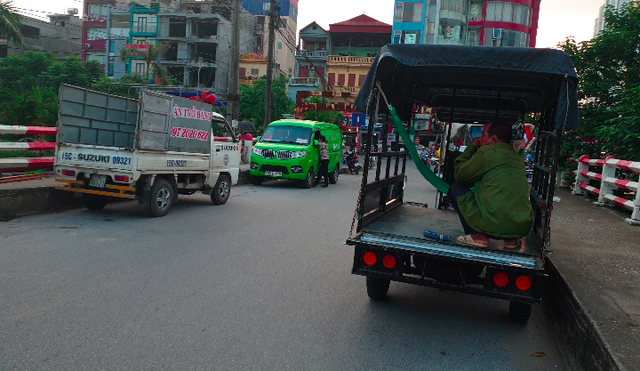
[265,171,282,177]
[89,175,107,188]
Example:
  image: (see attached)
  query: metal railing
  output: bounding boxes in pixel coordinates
[296,50,327,58]
[0,125,56,182]
[326,55,375,66]
[289,77,320,85]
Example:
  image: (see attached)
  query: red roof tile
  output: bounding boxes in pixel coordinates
[329,14,392,34]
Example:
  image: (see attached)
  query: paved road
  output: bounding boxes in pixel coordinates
[1,162,566,370]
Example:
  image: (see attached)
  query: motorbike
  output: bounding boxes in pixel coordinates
[345,150,363,175]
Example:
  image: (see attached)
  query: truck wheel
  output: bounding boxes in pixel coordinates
[302,167,314,188]
[211,174,231,205]
[251,175,263,185]
[329,164,339,184]
[147,178,173,217]
[83,195,107,211]
[509,301,532,324]
[366,276,390,300]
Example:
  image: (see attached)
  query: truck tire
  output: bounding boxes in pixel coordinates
[251,175,263,185]
[83,195,107,211]
[302,167,314,188]
[329,164,339,184]
[509,301,532,325]
[147,178,173,217]
[366,276,390,300]
[211,174,231,205]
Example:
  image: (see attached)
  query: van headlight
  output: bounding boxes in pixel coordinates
[253,147,262,157]
[291,151,307,158]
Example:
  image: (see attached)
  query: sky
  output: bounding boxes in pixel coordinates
[16,0,605,48]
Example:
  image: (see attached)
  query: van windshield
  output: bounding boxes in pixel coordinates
[260,126,312,145]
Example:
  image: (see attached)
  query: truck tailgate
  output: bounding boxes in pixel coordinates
[349,204,543,271]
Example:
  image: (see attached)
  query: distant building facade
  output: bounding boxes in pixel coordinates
[0,13,82,59]
[594,0,635,36]
[391,0,541,47]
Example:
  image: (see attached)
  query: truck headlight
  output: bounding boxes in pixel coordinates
[291,151,307,158]
[253,147,262,157]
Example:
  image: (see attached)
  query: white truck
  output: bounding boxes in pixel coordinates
[54,84,240,217]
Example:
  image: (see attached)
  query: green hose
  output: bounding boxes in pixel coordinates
[389,106,450,194]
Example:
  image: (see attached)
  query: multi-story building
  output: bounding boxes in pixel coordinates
[156,0,255,93]
[287,21,328,101]
[1,12,82,59]
[391,0,541,47]
[242,0,298,77]
[325,15,391,94]
[594,0,634,36]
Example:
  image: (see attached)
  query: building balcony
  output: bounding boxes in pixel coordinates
[130,24,157,37]
[289,77,320,86]
[326,85,360,93]
[295,50,327,59]
[326,55,375,67]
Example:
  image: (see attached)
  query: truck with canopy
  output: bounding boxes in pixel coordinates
[347,45,580,324]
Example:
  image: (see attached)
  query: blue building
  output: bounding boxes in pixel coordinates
[391,0,427,44]
[241,0,298,23]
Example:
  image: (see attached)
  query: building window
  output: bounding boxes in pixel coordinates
[134,62,145,76]
[395,2,423,23]
[393,30,402,44]
[328,73,335,85]
[278,42,282,49]
[137,17,148,33]
[348,74,356,87]
[251,68,259,75]
[486,2,532,27]
[467,30,479,46]
[441,0,466,14]
[20,25,40,40]
[263,2,270,11]
[469,2,482,21]
[86,28,106,40]
[337,74,345,86]
[485,28,529,47]
[88,3,110,16]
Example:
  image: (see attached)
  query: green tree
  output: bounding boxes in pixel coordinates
[0,0,22,45]
[119,43,171,84]
[0,87,57,126]
[239,76,294,130]
[558,2,640,161]
[302,96,344,124]
[45,57,104,90]
[0,51,57,92]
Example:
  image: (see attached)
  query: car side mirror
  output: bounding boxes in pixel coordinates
[257,136,261,142]
[314,140,319,146]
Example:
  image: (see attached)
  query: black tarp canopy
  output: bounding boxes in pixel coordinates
[354,44,580,130]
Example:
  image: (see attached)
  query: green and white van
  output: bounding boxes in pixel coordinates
[250,120,342,188]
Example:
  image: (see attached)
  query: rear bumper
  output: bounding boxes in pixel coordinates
[55,178,136,199]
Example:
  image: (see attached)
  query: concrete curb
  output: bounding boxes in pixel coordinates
[543,258,625,371]
[0,170,253,221]
[0,187,84,221]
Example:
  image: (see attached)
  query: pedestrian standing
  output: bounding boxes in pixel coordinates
[315,135,330,187]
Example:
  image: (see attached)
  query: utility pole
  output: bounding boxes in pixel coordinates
[228,0,240,124]
[263,0,277,127]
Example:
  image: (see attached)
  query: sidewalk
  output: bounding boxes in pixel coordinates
[546,188,639,371]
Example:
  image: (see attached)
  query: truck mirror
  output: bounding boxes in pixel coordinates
[257,136,261,142]
[314,140,319,146]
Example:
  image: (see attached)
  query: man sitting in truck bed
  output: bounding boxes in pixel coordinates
[446,122,534,249]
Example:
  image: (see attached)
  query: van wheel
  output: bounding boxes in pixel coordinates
[509,301,532,324]
[329,164,339,184]
[83,195,107,211]
[147,179,173,217]
[366,276,390,300]
[211,174,231,205]
[302,167,314,188]
[251,175,263,185]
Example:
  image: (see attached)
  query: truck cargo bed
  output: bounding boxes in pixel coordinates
[354,203,543,270]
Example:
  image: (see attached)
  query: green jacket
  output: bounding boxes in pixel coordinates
[454,143,533,238]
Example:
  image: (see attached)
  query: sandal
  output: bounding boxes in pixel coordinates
[503,239,522,249]
[456,234,489,248]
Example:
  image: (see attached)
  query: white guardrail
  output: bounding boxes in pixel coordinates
[572,155,640,226]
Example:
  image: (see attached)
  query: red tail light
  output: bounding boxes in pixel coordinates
[61,169,75,177]
[493,272,509,288]
[114,175,130,182]
[515,276,532,291]
[382,254,396,269]
[363,252,377,266]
